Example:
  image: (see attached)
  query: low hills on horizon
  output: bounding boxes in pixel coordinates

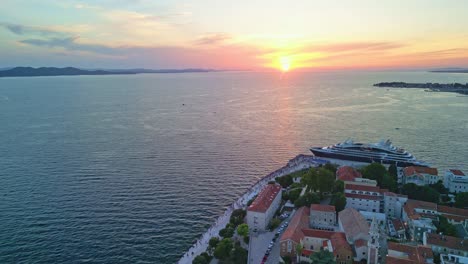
[0,66,218,77]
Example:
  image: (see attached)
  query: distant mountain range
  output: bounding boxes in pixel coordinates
[0,67,217,77]
[429,67,468,73]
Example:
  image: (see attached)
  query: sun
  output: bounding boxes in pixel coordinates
[279,56,291,72]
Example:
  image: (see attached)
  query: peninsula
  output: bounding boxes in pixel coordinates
[0,67,216,78]
[374,82,468,95]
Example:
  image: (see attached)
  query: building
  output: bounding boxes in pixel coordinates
[402,200,438,242]
[386,242,434,264]
[310,204,336,230]
[402,199,468,241]
[423,232,468,257]
[344,184,382,213]
[402,166,440,186]
[388,219,407,240]
[384,192,408,219]
[338,208,370,262]
[344,183,407,219]
[367,218,380,264]
[279,207,353,264]
[301,230,353,264]
[280,206,310,258]
[444,170,468,193]
[246,183,282,231]
[440,254,468,264]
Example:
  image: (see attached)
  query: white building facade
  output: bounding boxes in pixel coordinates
[444,169,468,193]
[246,183,282,231]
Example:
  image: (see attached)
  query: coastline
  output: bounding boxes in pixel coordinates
[177,155,327,264]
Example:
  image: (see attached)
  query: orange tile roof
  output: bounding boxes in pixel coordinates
[388,242,433,264]
[354,239,367,248]
[449,169,465,176]
[403,199,437,220]
[337,166,362,181]
[392,219,405,231]
[403,166,438,177]
[338,208,370,241]
[310,204,336,212]
[280,206,310,243]
[247,184,281,213]
[438,205,468,218]
[386,257,416,264]
[425,233,468,251]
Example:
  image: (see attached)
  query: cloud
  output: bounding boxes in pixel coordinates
[18,36,122,55]
[306,41,405,53]
[195,33,231,45]
[0,22,69,36]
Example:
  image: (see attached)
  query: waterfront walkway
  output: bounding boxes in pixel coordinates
[178,155,327,264]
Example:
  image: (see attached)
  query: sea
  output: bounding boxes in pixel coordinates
[0,71,467,263]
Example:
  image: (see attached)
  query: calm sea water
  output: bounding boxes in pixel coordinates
[0,71,467,263]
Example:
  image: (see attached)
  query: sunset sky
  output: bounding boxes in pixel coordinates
[1,0,468,71]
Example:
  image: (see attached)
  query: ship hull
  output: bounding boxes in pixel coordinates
[310,148,427,167]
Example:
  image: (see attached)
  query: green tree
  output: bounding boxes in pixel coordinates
[237,223,249,237]
[362,163,388,186]
[230,209,246,226]
[219,226,235,238]
[294,192,320,208]
[330,192,346,212]
[296,243,303,263]
[436,215,457,237]
[310,249,336,264]
[193,255,209,264]
[430,181,448,194]
[454,192,468,208]
[276,174,293,188]
[282,255,292,264]
[269,218,282,230]
[332,180,344,194]
[288,188,302,203]
[302,168,319,192]
[388,164,398,178]
[402,183,440,203]
[381,174,397,192]
[214,238,233,260]
[230,244,248,264]
[208,237,219,250]
[323,163,339,175]
[317,168,334,194]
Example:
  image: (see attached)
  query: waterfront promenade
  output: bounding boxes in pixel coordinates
[178,155,327,264]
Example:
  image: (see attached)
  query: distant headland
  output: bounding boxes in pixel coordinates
[429,68,468,73]
[374,82,468,95]
[0,67,217,78]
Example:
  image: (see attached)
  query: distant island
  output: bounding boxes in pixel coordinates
[429,68,468,73]
[374,82,468,95]
[0,67,216,77]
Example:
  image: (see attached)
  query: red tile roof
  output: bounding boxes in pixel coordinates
[403,199,437,220]
[337,166,362,181]
[425,233,468,251]
[345,192,382,201]
[386,257,417,264]
[449,169,465,176]
[280,206,310,243]
[392,219,405,231]
[247,184,281,213]
[403,166,438,177]
[338,208,369,241]
[345,183,381,193]
[310,204,336,212]
[354,238,367,248]
[388,242,433,264]
[301,230,351,254]
[438,205,468,218]
[302,249,315,257]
